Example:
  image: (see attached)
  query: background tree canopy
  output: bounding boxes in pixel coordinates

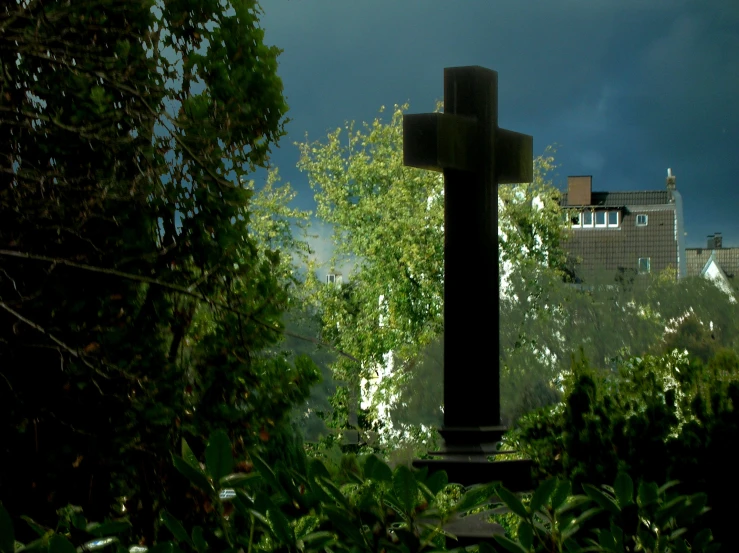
[295,103,739,446]
[295,104,570,448]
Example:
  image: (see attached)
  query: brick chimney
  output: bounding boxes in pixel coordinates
[567,176,592,206]
[706,234,723,249]
[666,168,676,191]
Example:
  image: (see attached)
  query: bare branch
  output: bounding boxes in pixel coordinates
[0,298,113,387]
[0,249,361,364]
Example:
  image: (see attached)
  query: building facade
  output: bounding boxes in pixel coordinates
[558,170,686,284]
[686,233,739,297]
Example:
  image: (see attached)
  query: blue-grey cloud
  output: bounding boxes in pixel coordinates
[257,0,738,250]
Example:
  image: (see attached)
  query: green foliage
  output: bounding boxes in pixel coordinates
[296,103,568,450]
[0,0,319,546]
[2,432,500,553]
[491,473,720,553]
[0,504,14,553]
[508,348,739,547]
[497,257,739,429]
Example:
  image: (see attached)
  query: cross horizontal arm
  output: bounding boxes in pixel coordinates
[404,113,533,184]
[403,113,478,172]
[496,129,533,184]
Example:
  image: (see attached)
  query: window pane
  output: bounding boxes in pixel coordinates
[595,211,606,225]
[608,211,618,226]
[571,213,581,226]
[583,211,593,225]
[638,258,650,273]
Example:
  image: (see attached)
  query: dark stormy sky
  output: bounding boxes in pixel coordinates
[256,0,738,258]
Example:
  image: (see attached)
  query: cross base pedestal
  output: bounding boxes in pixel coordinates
[412,425,534,491]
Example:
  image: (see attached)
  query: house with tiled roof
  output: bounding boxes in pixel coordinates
[558,170,686,285]
[686,233,739,298]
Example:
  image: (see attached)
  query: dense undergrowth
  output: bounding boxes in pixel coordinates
[3,347,733,553]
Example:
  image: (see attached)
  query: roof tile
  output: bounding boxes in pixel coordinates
[560,191,673,207]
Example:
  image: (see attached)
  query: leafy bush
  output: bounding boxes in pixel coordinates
[1,430,497,553]
[506,349,739,547]
[1,0,313,544]
[490,472,720,553]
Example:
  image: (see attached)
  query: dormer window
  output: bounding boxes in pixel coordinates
[565,209,621,229]
[582,211,593,227]
[636,214,648,226]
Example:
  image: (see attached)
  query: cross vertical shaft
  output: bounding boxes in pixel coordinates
[443,67,500,431]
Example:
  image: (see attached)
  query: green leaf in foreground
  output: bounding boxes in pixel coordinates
[181,439,200,470]
[160,511,192,545]
[172,454,214,494]
[493,534,528,553]
[529,477,557,513]
[425,470,449,496]
[496,487,529,520]
[266,509,294,546]
[205,430,233,483]
[393,465,418,513]
[0,505,14,553]
[613,472,634,509]
[49,535,76,553]
[86,521,132,537]
[191,526,207,553]
[582,484,620,515]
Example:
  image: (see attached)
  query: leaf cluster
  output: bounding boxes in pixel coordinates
[508,349,739,547]
[490,472,719,553]
[1,430,496,553]
[0,0,318,546]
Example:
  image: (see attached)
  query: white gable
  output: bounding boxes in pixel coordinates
[701,255,737,303]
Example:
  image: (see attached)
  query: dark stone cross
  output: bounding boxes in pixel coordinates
[404,66,533,490]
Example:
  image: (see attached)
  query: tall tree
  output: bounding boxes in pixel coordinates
[296,103,568,447]
[0,0,317,542]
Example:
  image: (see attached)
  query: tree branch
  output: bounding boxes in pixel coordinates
[0,249,361,364]
[0,299,127,392]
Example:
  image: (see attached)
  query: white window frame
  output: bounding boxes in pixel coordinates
[607,210,619,228]
[582,210,594,227]
[570,211,582,228]
[595,211,606,227]
[638,257,651,274]
[636,214,648,226]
